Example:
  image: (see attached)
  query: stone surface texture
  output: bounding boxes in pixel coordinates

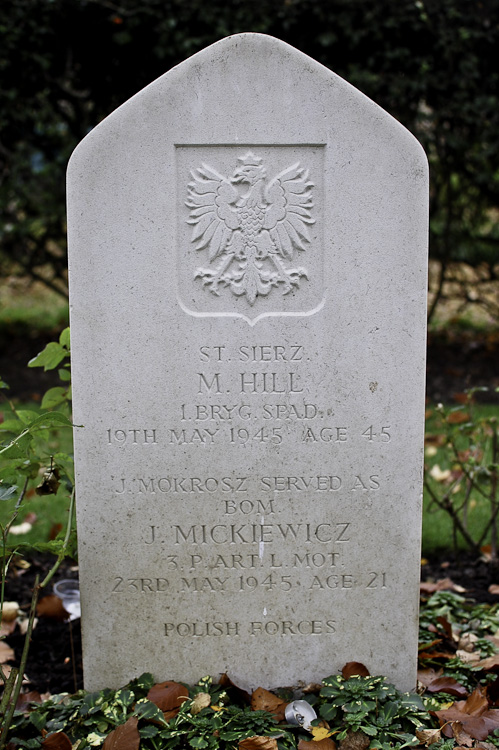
[67,33,428,692]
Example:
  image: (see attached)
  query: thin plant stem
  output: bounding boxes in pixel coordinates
[40,487,76,589]
[0,667,18,725]
[0,575,39,750]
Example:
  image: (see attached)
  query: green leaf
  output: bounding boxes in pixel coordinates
[58,367,71,382]
[87,731,108,746]
[29,712,47,730]
[12,539,67,555]
[28,342,67,371]
[17,410,41,425]
[0,483,17,500]
[41,387,68,409]
[133,672,155,691]
[26,411,72,430]
[114,689,134,707]
[360,725,378,736]
[0,377,10,390]
[189,737,209,749]
[59,327,70,348]
[319,703,339,721]
[0,431,33,459]
[0,418,25,433]
[140,725,160,738]
[134,699,168,725]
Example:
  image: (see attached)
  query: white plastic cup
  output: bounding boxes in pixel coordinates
[53,579,81,621]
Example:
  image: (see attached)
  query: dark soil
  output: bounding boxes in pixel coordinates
[0,328,66,403]
[3,556,83,696]
[426,329,499,404]
[421,552,499,604]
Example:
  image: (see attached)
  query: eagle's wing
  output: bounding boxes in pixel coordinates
[263,162,314,259]
[185,164,240,261]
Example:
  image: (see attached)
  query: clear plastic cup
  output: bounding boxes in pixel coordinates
[53,579,81,621]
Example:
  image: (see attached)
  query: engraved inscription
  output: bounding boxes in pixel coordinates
[186,152,314,305]
[162,619,337,637]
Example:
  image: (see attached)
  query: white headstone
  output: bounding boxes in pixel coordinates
[68,33,428,692]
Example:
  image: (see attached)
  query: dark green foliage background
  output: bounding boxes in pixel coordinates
[1,0,498,297]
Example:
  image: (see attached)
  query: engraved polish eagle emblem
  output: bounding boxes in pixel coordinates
[186,152,315,305]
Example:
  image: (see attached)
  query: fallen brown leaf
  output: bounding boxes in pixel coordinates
[303,683,322,694]
[462,685,490,716]
[416,728,442,746]
[219,673,252,703]
[453,393,470,405]
[417,668,443,688]
[102,716,140,750]
[41,732,72,750]
[0,618,18,637]
[147,681,189,715]
[49,523,63,540]
[426,676,468,698]
[251,687,287,721]
[437,615,455,641]
[342,662,370,679]
[0,640,15,664]
[16,690,43,711]
[456,649,481,665]
[420,578,465,594]
[36,595,69,621]
[434,686,499,741]
[298,738,337,750]
[451,722,475,747]
[425,433,447,447]
[458,633,479,652]
[1,601,20,623]
[447,411,470,424]
[475,654,499,671]
[191,692,211,715]
[239,737,278,750]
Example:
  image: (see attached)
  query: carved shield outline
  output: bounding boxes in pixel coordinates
[176,144,325,326]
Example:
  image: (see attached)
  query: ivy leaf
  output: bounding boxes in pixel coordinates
[133,699,168,726]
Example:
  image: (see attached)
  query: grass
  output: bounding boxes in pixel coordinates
[423,402,499,556]
[0,279,68,334]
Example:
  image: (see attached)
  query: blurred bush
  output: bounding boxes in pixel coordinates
[1,0,498,320]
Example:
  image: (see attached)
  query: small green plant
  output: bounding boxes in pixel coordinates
[6,674,298,750]
[315,675,427,749]
[424,390,499,556]
[5,672,437,750]
[0,327,75,748]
